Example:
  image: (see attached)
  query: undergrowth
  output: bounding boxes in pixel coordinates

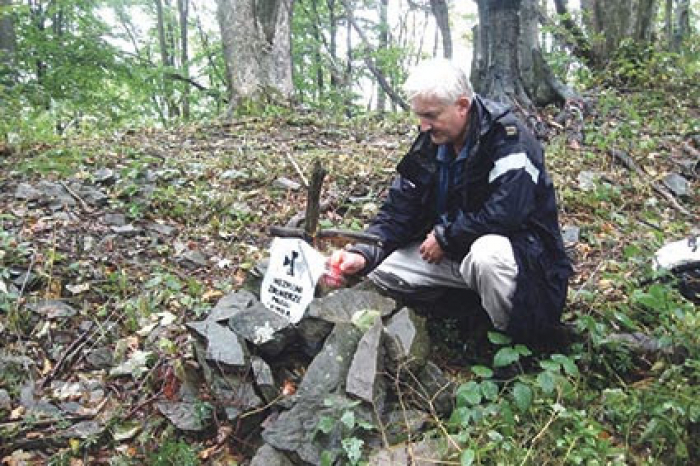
[1,46,699,465]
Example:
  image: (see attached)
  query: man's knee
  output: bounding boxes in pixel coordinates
[464,235,516,271]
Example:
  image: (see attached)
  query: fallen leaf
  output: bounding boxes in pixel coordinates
[2,449,33,466]
[69,438,81,454]
[203,289,223,301]
[10,406,25,420]
[66,283,90,295]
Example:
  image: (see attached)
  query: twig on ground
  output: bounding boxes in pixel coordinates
[41,327,92,388]
[59,181,92,212]
[284,151,309,188]
[609,149,691,217]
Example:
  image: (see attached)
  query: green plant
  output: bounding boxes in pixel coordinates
[315,397,375,466]
[147,439,199,466]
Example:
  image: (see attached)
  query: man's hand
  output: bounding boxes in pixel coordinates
[419,231,444,264]
[329,250,367,276]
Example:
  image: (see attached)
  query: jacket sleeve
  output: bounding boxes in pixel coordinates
[349,174,429,274]
[434,142,541,258]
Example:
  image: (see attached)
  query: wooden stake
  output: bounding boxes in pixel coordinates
[304,159,327,241]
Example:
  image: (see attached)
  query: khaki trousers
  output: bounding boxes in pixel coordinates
[368,234,518,330]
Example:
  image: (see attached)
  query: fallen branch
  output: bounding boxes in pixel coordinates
[681,141,700,159]
[59,181,92,213]
[41,326,92,388]
[609,149,692,217]
[283,151,309,188]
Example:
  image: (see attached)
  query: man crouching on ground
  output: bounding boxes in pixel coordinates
[330,58,573,343]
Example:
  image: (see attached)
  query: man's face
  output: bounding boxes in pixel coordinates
[411,95,470,147]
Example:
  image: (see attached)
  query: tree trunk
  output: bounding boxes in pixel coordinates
[473,0,578,111]
[636,0,658,43]
[376,0,388,112]
[470,3,489,94]
[343,0,409,111]
[155,0,178,119]
[328,0,339,88]
[191,2,226,110]
[673,0,690,50]
[177,0,190,119]
[216,0,294,114]
[664,0,673,46]
[552,0,595,67]
[0,0,17,82]
[580,0,657,61]
[430,0,452,58]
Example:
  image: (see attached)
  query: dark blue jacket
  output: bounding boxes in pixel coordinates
[353,96,573,341]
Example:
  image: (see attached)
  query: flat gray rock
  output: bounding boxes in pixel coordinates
[412,361,454,416]
[296,323,362,400]
[307,289,396,324]
[59,420,104,439]
[663,172,690,197]
[187,320,248,367]
[103,213,126,226]
[146,222,177,236]
[369,438,451,466]
[228,302,295,356]
[252,356,278,403]
[383,307,430,372]
[157,401,212,432]
[346,317,385,408]
[28,300,77,319]
[93,167,116,184]
[14,183,42,201]
[250,444,294,466]
[561,225,580,244]
[208,290,257,322]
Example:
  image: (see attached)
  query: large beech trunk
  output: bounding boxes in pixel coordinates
[472,0,576,110]
[216,0,294,113]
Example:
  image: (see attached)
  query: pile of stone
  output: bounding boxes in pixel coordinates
[184,286,457,465]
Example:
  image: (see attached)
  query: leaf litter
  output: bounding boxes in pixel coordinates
[0,95,698,462]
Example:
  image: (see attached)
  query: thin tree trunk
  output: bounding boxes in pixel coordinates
[552,0,595,67]
[664,0,673,46]
[376,0,388,112]
[191,2,225,103]
[342,0,409,111]
[635,0,657,43]
[311,0,324,102]
[328,0,338,88]
[345,12,353,116]
[155,0,177,119]
[0,0,17,83]
[430,0,452,58]
[177,0,190,119]
[673,0,690,50]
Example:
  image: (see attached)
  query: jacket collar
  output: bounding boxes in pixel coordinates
[469,95,512,139]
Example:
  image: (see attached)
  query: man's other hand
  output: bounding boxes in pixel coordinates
[419,231,444,264]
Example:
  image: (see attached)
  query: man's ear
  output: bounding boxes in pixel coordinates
[457,96,471,116]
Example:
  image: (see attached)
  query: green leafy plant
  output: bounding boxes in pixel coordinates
[147,439,199,466]
[315,397,375,466]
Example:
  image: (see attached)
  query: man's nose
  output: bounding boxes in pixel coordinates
[419,118,432,132]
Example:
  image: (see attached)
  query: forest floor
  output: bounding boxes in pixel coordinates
[1,81,699,464]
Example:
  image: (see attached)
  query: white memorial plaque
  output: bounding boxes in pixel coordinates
[260,238,326,323]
